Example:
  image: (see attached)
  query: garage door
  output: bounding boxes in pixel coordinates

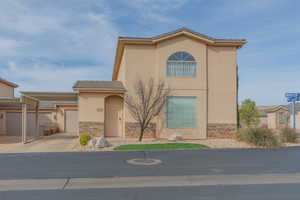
[6,112,52,136]
[65,110,78,133]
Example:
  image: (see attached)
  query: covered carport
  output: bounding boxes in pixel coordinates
[20,91,78,134]
[0,95,39,144]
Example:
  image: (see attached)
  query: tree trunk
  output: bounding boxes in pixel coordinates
[139,127,144,142]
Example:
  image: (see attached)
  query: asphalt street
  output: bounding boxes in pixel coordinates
[0,147,300,199]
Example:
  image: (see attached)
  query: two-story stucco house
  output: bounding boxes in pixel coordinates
[75,28,246,139]
[0,28,246,142]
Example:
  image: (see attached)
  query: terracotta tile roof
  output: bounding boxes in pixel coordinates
[73,81,126,91]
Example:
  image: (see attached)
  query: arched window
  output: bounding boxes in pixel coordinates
[167,51,196,77]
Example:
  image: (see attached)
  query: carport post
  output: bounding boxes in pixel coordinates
[22,103,27,144]
[35,104,39,136]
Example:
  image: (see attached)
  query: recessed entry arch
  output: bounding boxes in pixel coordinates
[104,95,124,137]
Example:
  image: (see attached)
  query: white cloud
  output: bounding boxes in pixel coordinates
[0,38,27,57]
[125,0,189,23]
[0,1,65,35]
[0,0,119,63]
[0,0,119,94]
[1,61,111,93]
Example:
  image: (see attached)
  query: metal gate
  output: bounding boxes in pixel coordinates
[6,112,52,136]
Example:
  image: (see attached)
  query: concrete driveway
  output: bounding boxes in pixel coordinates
[0,133,78,153]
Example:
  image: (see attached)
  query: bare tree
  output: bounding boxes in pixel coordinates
[125,78,171,141]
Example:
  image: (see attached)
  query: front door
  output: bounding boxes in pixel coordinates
[65,110,78,133]
[105,96,123,137]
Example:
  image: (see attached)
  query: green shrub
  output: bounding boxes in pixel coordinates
[79,134,91,146]
[280,128,298,143]
[237,127,280,147]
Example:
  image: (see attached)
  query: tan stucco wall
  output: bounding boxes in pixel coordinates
[267,112,277,129]
[78,93,105,123]
[0,82,14,98]
[259,116,268,127]
[157,36,207,90]
[122,44,156,123]
[207,46,237,124]
[78,92,124,136]
[117,52,126,84]
[156,36,207,139]
[119,35,238,139]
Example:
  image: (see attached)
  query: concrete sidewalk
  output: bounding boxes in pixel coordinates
[1,133,300,154]
[1,173,300,191]
[0,133,78,153]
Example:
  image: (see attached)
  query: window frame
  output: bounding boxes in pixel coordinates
[166,96,197,129]
[278,111,288,124]
[166,51,197,78]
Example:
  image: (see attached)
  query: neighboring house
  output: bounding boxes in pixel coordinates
[0,78,17,98]
[257,105,273,127]
[0,78,18,135]
[0,79,78,139]
[257,105,290,130]
[1,28,247,141]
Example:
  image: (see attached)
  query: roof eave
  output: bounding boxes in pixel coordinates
[0,80,18,88]
[75,88,126,93]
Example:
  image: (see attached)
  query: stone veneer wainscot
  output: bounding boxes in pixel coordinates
[79,121,104,137]
[125,122,156,138]
[207,123,237,138]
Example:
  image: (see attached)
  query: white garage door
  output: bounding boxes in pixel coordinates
[6,112,52,136]
[65,110,78,133]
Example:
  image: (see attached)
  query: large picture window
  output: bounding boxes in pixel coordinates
[167,51,196,77]
[167,97,196,128]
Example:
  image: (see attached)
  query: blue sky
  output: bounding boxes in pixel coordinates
[0,0,299,105]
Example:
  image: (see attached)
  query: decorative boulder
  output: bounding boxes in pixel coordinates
[87,138,96,147]
[95,136,111,148]
[168,135,183,141]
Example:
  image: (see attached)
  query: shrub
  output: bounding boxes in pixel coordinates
[80,134,91,146]
[237,127,280,147]
[280,128,298,143]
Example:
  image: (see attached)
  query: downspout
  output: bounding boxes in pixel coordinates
[206,45,209,138]
[236,64,240,129]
